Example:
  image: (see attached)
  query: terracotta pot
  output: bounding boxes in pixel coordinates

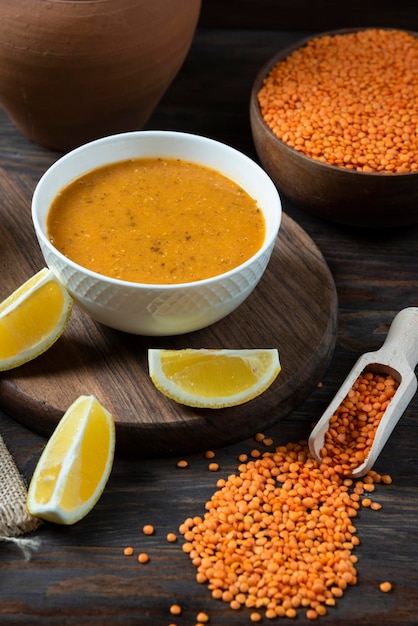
[0,0,201,150]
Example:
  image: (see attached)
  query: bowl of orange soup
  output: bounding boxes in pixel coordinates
[31,131,282,335]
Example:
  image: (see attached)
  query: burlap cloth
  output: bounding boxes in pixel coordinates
[0,433,42,537]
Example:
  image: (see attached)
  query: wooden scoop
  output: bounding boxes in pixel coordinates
[308,307,418,478]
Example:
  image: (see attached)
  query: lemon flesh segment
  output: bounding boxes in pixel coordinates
[0,267,72,371]
[27,395,116,525]
[148,348,281,408]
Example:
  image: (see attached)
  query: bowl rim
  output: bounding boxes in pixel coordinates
[32,130,282,291]
[250,26,418,179]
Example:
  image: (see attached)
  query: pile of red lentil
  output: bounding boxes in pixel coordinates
[257,28,418,173]
[180,440,392,621]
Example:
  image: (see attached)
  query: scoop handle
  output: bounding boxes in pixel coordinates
[376,307,418,371]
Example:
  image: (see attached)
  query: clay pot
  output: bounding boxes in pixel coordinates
[0,0,201,150]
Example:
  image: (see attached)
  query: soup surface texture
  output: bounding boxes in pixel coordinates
[47,158,265,284]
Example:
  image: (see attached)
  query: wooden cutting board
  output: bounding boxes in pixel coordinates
[0,168,338,456]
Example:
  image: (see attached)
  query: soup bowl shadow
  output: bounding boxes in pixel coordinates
[31,131,282,336]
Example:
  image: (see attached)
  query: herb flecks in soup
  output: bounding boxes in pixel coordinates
[47,158,265,284]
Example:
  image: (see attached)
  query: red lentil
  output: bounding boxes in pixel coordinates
[320,371,399,473]
[142,524,155,536]
[138,552,149,564]
[169,604,182,616]
[306,609,319,620]
[167,533,178,543]
[208,462,220,472]
[204,450,216,459]
[380,581,392,593]
[196,611,209,623]
[258,29,418,173]
[177,459,189,468]
[370,501,382,511]
[363,483,375,493]
[123,546,134,556]
[180,440,391,620]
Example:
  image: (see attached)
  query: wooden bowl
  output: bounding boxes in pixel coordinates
[250,29,418,228]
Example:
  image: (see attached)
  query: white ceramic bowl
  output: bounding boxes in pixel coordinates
[31,131,282,335]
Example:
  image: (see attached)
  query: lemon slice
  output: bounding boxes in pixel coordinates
[0,267,72,371]
[148,348,281,408]
[27,395,116,525]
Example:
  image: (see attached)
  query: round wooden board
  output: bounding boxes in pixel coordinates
[0,169,338,456]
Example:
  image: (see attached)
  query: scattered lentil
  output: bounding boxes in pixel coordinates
[142,524,155,536]
[177,459,189,468]
[170,604,182,616]
[208,462,220,472]
[123,546,134,556]
[258,29,418,173]
[320,371,399,473]
[138,552,149,564]
[205,450,216,459]
[380,581,392,593]
[370,501,382,511]
[167,532,178,543]
[196,611,209,623]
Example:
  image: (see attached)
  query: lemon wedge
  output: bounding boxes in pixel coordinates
[27,395,115,525]
[0,267,72,371]
[148,348,281,408]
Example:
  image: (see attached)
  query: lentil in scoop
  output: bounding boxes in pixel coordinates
[258,29,418,173]
[320,371,399,474]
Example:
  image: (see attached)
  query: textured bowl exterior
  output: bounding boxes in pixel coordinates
[250,28,418,228]
[32,131,282,335]
[37,237,274,335]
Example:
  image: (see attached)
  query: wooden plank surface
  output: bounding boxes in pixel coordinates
[1,12,418,626]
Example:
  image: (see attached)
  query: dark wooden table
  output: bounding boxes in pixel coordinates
[1,3,418,625]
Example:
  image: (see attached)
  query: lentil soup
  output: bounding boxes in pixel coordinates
[47,158,265,284]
